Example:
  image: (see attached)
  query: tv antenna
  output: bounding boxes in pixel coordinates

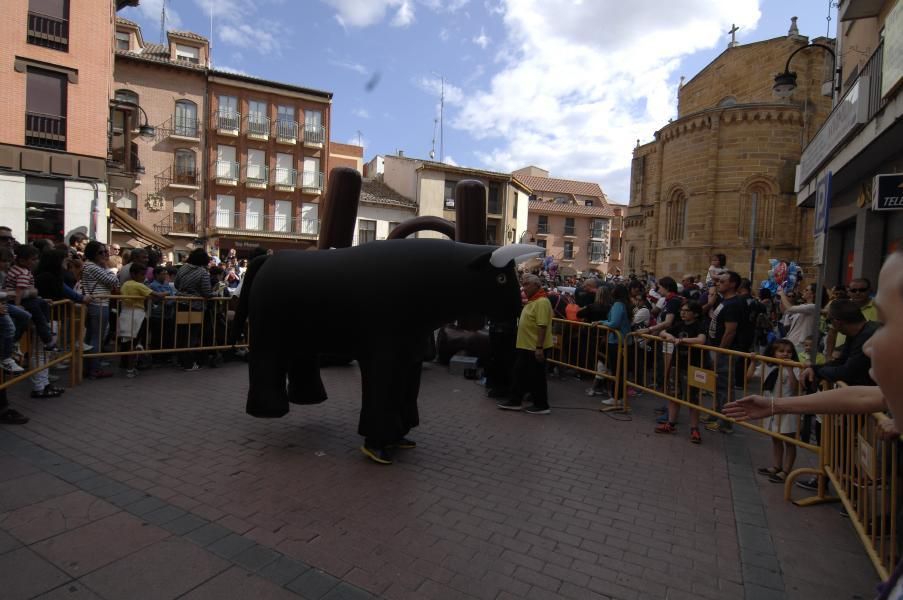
[429,117,438,159]
[430,72,446,162]
[159,0,166,44]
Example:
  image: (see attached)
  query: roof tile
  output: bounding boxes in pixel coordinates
[519,175,605,198]
[360,179,417,209]
[528,201,614,218]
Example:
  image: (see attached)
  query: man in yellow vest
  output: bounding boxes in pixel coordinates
[826,278,878,356]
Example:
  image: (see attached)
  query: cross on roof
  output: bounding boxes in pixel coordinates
[728,24,740,47]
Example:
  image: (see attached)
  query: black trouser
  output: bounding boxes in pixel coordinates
[486,322,516,394]
[509,348,550,409]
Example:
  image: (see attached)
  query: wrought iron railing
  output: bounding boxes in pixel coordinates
[154,212,196,235]
[25,112,66,150]
[273,167,297,187]
[215,160,239,182]
[244,164,269,186]
[214,110,240,132]
[155,165,200,191]
[303,124,325,145]
[301,170,324,191]
[27,11,68,51]
[274,119,298,141]
[210,211,319,235]
[246,114,270,138]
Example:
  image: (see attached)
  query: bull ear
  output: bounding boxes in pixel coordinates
[468,251,493,270]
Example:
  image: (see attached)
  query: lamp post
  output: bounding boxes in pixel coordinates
[773,42,841,99]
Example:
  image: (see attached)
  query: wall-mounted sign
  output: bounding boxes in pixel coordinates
[872,173,903,211]
[798,77,870,185]
[884,0,903,99]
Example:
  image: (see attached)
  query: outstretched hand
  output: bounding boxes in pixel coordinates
[723,395,771,421]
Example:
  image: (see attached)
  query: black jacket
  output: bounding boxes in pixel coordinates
[815,321,880,386]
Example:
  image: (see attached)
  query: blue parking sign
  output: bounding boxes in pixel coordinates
[814,172,831,235]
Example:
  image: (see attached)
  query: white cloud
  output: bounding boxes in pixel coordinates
[453,0,762,200]
[330,59,369,75]
[472,27,490,49]
[194,0,286,55]
[415,76,464,104]
[219,23,281,54]
[129,0,183,30]
[215,65,249,75]
[322,0,416,28]
[352,108,371,118]
[347,134,368,148]
[439,27,450,41]
[442,155,459,166]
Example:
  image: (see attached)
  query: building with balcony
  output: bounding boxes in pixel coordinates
[112,17,207,259]
[0,0,132,245]
[366,153,531,245]
[794,0,903,286]
[206,71,331,256]
[514,166,621,276]
[623,19,834,279]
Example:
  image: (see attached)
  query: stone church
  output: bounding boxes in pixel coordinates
[624,20,835,280]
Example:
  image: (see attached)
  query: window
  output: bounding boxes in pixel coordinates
[488,183,501,214]
[486,223,498,245]
[215,194,235,228]
[665,190,687,242]
[276,105,296,139]
[175,44,199,64]
[216,145,237,180]
[274,200,292,232]
[174,100,198,137]
[739,185,776,241]
[585,199,594,207]
[589,241,606,262]
[275,153,294,186]
[444,180,458,210]
[26,68,67,150]
[537,215,548,234]
[173,198,195,233]
[358,219,376,244]
[590,218,608,239]
[174,149,196,185]
[302,157,320,189]
[301,204,318,235]
[513,191,518,218]
[217,95,239,130]
[563,241,574,260]
[26,177,65,243]
[628,246,637,270]
[564,218,575,236]
[554,196,569,204]
[388,222,400,237]
[28,0,69,51]
[248,100,268,136]
[115,89,138,105]
[115,31,130,51]
[304,110,323,143]
[246,149,266,182]
[536,239,547,254]
[245,198,264,230]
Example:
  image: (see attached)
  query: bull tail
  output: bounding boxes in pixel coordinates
[230,254,270,346]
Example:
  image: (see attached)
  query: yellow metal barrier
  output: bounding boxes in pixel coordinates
[78,295,248,371]
[549,318,627,411]
[0,300,77,391]
[821,385,899,579]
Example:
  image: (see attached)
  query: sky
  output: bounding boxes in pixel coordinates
[119,0,837,203]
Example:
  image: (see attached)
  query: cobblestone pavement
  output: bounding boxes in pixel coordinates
[0,359,879,599]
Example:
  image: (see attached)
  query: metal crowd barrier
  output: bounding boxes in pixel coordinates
[821,383,899,579]
[549,318,626,411]
[0,300,78,390]
[76,295,248,379]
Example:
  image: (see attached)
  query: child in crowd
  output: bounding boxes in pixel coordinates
[747,338,801,483]
[0,249,25,374]
[5,245,56,351]
[797,336,825,367]
[654,300,707,443]
[118,263,166,378]
[705,253,727,288]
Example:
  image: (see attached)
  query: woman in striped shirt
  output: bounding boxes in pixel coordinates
[81,241,120,378]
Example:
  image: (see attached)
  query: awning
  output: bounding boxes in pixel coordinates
[109,206,174,249]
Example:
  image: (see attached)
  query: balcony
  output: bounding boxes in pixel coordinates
[246,115,270,141]
[158,115,200,141]
[208,211,319,239]
[26,112,66,151]
[214,111,240,136]
[215,160,239,186]
[273,167,297,192]
[27,11,69,51]
[301,170,324,193]
[153,212,196,235]
[274,120,298,145]
[303,125,325,148]
[244,164,269,189]
[155,166,200,191]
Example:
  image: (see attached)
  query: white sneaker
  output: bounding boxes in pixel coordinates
[601,398,617,406]
[1,358,24,374]
[585,387,609,398]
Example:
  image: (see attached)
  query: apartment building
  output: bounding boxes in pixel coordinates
[354,178,417,244]
[366,153,531,245]
[207,71,332,257]
[112,17,207,258]
[0,0,127,244]
[795,0,903,286]
[515,166,620,276]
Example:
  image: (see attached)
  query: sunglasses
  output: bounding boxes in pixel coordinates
[848,288,868,293]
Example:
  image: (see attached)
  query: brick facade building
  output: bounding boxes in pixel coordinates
[624,24,834,280]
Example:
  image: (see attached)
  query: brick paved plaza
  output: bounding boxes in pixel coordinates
[0,360,881,599]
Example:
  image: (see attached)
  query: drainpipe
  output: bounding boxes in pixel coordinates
[90,181,101,241]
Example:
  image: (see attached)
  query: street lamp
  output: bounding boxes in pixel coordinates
[773,42,841,99]
[111,100,155,139]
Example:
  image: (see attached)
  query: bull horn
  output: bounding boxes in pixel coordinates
[490,244,544,268]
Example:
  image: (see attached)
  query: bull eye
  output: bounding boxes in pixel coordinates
[496,273,507,285]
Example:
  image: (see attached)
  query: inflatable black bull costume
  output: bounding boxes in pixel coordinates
[234,240,540,462]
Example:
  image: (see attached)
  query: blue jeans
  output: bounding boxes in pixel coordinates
[20,298,53,345]
[84,304,109,373]
[6,303,31,341]
[711,350,739,427]
[0,313,14,360]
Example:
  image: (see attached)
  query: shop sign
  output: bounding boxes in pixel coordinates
[798,77,870,185]
[872,173,903,211]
